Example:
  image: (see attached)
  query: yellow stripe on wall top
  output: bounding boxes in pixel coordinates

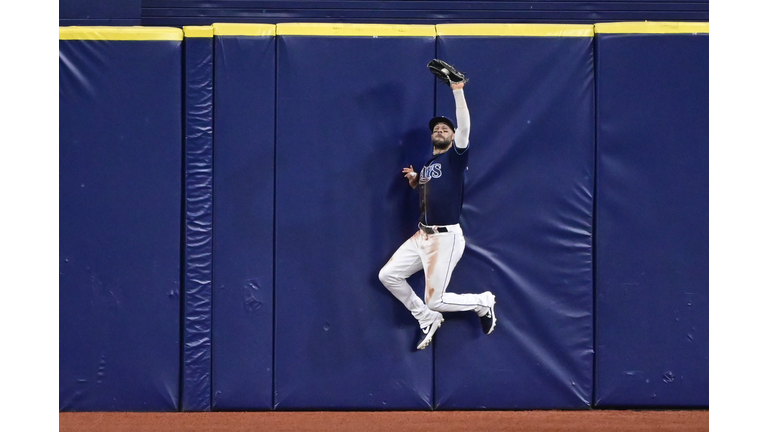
[437,24,594,37]
[594,22,709,34]
[212,23,276,36]
[183,26,214,38]
[276,23,435,37]
[59,26,184,41]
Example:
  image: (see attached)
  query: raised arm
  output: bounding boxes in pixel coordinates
[450,82,470,149]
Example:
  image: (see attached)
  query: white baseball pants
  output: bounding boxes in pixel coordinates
[378,224,489,328]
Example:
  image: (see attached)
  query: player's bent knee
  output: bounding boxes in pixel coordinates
[426,297,445,311]
[378,267,397,286]
[378,268,387,284]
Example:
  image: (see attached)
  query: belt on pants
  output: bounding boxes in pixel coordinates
[419,222,457,234]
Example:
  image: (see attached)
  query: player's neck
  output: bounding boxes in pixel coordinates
[433,143,453,155]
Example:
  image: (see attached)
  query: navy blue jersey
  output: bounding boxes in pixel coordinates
[418,144,469,226]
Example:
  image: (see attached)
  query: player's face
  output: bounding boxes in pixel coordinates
[432,123,454,149]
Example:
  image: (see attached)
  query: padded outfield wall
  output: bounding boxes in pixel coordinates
[59,22,708,411]
[592,22,709,408]
[59,26,184,411]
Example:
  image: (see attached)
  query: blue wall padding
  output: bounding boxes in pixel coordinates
[211,34,276,410]
[183,35,214,412]
[59,39,183,411]
[433,36,595,409]
[57,25,710,412]
[594,33,709,407]
[274,35,437,409]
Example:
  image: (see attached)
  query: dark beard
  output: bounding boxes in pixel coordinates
[432,137,452,150]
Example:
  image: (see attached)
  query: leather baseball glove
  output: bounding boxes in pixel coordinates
[427,59,468,86]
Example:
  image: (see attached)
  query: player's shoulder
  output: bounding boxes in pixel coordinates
[452,143,469,156]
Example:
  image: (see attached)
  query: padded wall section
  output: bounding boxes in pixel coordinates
[594,31,709,407]
[182,30,214,411]
[59,34,183,411]
[433,29,595,409]
[274,29,437,409]
[211,30,276,410]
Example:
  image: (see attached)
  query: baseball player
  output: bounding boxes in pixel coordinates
[379,60,497,350]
